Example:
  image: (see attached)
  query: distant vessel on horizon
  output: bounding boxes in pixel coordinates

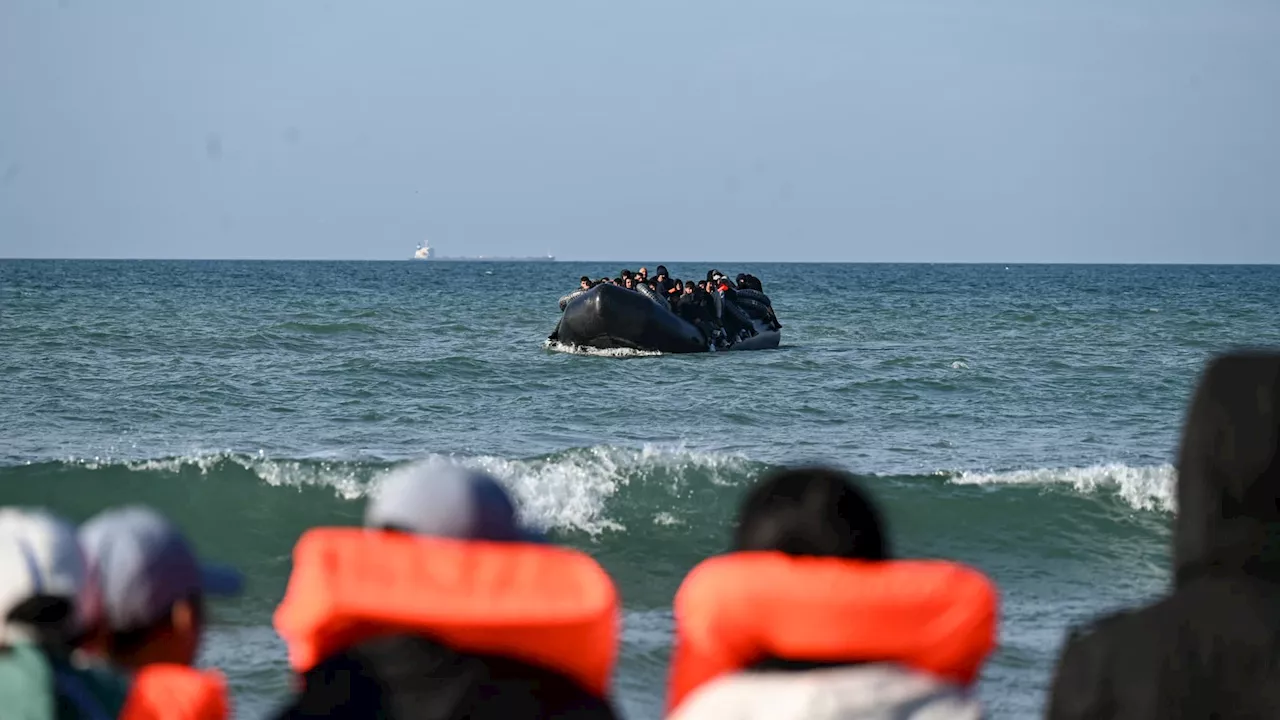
[412,242,553,262]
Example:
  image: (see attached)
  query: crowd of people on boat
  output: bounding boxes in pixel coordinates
[3,350,1280,719]
[564,264,781,347]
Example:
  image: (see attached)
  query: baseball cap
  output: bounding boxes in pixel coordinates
[79,506,243,633]
[0,507,101,645]
[365,459,544,543]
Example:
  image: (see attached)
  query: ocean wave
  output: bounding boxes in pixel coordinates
[13,445,759,535]
[946,463,1175,513]
[2,452,1174,542]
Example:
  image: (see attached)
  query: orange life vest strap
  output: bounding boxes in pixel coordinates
[273,527,619,697]
[667,552,998,712]
[121,665,228,720]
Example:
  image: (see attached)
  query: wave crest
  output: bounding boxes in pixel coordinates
[947,463,1175,513]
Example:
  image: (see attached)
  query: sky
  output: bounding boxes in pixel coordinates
[1,0,1278,263]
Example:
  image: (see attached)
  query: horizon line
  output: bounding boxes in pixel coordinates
[2,257,1278,266]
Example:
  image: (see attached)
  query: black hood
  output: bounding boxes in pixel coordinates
[1174,352,1280,586]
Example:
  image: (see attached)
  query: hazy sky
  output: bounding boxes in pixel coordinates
[2,0,1278,262]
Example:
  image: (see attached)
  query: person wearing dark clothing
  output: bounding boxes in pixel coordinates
[276,635,615,720]
[579,276,593,290]
[653,266,672,297]
[675,285,720,345]
[711,278,757,341]
[1047,351,1280,720]
[666,279,683,303]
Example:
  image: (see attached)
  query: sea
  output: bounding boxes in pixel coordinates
[2,259,1279,718]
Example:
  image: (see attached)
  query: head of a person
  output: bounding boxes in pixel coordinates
[638,267,648,280]
[78,506,242,670]
[732,466,889,560]
[655,265,669,281]
[365,459,544,543]
[624,276,636,290]
[0,508,101,651]
[1174,351,1280,583]
[612,277,622,286]
[598,277,610,285]
[580,276,592,290]
[683,283,694,295]
[672,279,683,293]
[621,269,633,280]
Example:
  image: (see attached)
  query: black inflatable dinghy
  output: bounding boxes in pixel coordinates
[549,283,781,354]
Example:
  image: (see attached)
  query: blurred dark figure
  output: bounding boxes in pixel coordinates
[666,466,997,719]
[272,460,620,720]
[1048,351,1280,720]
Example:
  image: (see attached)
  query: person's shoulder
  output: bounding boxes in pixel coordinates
[51,652,132,717]
[669,666,981,720]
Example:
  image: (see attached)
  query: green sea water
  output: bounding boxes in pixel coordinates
[3,260,1279,718]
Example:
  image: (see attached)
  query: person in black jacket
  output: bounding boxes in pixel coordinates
[1047,350,1280,720]
[675,282,720,345]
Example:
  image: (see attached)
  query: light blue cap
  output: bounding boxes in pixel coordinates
[79,506,243,632]
[364,459,544,543]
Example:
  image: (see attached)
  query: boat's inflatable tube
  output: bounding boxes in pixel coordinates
[635,283,670,309]
[559,289,588,312]
[557,284,709,353]
[735,289,772,308]
[710,291,723,320]
[721,296,754,329]
[736,298,771,322]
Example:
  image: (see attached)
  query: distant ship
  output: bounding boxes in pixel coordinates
[412,242,553,262]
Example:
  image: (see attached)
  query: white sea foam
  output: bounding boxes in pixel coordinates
[948,462,1176,513]
[62,444,753,536]
[542,339,664,358]
[370,444,755,535]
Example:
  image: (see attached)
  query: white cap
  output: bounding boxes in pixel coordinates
[0,508,100,645]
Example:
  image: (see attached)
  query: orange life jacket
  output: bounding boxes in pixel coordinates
[667,552,998,713]
[273,527,620,698]
[120,664,229,720]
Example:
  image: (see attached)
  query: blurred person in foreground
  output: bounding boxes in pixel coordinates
[666,467,999,720]
[0,507,130,720]
[272,459,621,720]
[79,505,243,720]
[1048,351,1280,719]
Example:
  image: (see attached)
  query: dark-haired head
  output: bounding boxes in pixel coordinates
[732,466,889,560]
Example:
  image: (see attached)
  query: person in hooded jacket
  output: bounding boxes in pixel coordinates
[652,266,673,297]
[1047,351,1280,720]
[271,459,621,720]
[674,283,720,345]
[666,466,998,720]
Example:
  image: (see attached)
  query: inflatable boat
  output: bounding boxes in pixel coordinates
[549,283,782,354]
